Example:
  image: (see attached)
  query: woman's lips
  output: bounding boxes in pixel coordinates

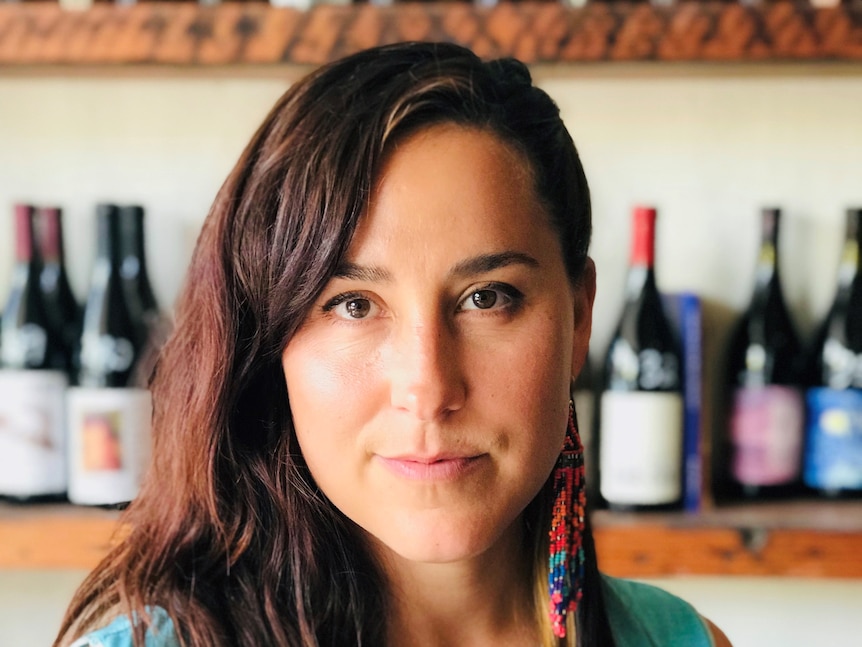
[377,455,484,481]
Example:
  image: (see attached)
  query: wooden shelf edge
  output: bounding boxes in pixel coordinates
[0,506,123,570]
[0,2,860,68]
[591,501,862,578]
[593,525,862,579]
[2,502,862,576]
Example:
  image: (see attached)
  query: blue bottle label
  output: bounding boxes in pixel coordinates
[804,388,862,492]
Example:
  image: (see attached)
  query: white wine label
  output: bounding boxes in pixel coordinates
[0,369,67,497]
[66,387,152,506]
[731,385,804,486]
[599,391,683,505]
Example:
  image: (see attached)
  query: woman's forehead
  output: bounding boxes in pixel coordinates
[344,124,558,271]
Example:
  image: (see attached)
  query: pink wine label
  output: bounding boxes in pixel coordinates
[804,388,862,491]
[731,386,804,486]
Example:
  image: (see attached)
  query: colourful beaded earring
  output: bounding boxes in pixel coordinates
[548,401,586,639]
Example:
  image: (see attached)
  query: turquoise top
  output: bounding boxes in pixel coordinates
[602,575,714,647]
[72,574,714,647]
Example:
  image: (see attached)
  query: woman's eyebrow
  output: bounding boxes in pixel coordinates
[333,262,392,282]
[450,251,539,278]
[333,251,539,283]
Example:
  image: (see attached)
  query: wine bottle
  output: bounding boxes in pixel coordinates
[598,206,684,511]
[0,204,68,500]
[78,204,141,388]
[67,204,151,507]
[722,208,806,500]
[804,207,862,496]
[118,204,163,386]
[36,206,82,381]
[2,204,51,370]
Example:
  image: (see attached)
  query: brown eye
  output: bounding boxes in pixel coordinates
[470,290,498,310]
[322,292,380,321]
[345,299,372,319]
[458,283,522,313]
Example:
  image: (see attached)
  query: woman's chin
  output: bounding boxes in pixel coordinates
[366,516,518,567]
[394,540,482,564]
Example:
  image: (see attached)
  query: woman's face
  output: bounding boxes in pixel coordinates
[282,123,594,564]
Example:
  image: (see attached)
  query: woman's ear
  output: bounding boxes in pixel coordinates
[571,258,596,380]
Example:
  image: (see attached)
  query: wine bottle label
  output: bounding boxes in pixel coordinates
[822,339,862,389]
[607,342,680,391]
[804,388,862,492]
[638,348,680,390]
[66,387,152,506]
[730,385,804,486]
[599,391,683,505]
[79,333,135,374]
[0,323,47,367]
[0,369,67,497]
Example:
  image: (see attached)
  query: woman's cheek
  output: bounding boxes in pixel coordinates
[286,333,383,434]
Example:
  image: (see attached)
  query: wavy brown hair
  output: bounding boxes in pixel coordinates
[56,42,611,647]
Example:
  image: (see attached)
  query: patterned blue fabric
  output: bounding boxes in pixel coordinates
[74,574,713,646]
[71,607,178,647]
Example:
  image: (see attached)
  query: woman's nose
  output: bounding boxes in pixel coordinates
[387,319,467,422]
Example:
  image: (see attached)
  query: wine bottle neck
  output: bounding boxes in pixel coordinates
[754,209,781,288]
[753,240,778,287]
[624,264,654,299]
[14,204,36,264]
[630,207,656,268]
[837,208,862,288]
[119,207,149,278]
[38,208,65,265]
[836,240,860,288]
[96,208,122,266]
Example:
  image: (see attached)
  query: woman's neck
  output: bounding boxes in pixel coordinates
[374,520,540,647]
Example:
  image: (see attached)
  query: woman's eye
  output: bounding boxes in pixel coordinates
[470,289,498,310]
[342,299,373,319]
[459,285,520,312]
[323,294,378,320]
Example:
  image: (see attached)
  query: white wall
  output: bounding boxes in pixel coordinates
[1,67,861,646]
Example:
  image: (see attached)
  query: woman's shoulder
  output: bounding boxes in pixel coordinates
[69,607,179,647]
[600,573,716,647]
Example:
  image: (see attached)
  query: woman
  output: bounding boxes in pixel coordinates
[57,42,731,647]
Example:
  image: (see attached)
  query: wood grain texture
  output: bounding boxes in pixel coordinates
[0,505,125,570]
[593,525,862,578]
[2,502,861,576]
[0,2,860,67]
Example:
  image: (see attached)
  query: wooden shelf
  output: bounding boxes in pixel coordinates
[0,503,124,570]
[0,2,860,70]
[2,500,861,577]
[593,500,862,578]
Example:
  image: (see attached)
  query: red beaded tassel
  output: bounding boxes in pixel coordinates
[548,402,586,639]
